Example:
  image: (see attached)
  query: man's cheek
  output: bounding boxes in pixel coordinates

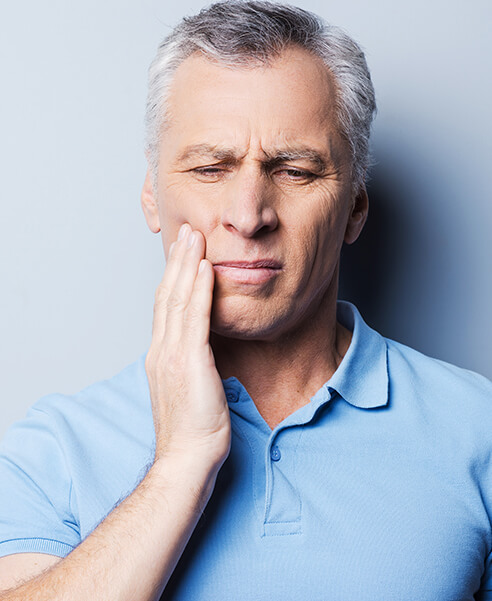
[160,207,218,259]
[158,191,191,243]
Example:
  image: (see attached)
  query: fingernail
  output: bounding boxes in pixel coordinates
[178,224,189,241]
[187,231,197,248]
[168,242,176,256]
[199,260,206,273]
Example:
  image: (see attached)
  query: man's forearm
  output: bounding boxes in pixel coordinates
[0,454,219,601]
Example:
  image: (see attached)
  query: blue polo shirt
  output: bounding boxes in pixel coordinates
[1,302,491,600]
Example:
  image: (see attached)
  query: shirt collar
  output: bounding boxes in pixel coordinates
[327,301,389,410]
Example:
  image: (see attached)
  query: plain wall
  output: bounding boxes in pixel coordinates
[1,0,491,438]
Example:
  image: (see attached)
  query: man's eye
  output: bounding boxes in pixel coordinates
[277,168,316,181]
[192,166,224,177]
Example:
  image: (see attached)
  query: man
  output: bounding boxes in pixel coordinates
[0,1,491,599]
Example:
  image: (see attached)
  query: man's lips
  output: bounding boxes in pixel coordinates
[212,259,282,284]
[213,259,282,269]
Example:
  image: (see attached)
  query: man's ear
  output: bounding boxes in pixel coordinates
[344,185,369,245]
[141,169,161,233]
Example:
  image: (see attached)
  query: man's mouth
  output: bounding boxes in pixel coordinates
[212,259,282,284]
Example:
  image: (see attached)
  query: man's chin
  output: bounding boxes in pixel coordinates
[210,297,284,341]
[210,314,271,341]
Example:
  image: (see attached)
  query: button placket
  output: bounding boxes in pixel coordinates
[262,428,303,537]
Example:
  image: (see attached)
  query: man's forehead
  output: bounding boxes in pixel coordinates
[163,46,348,170]
[166,47,339,127]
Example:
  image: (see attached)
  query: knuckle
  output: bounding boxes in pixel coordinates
[166,292,187,312]
[186,304,205,324]
[145,352,156,376]
[154,283,169,304]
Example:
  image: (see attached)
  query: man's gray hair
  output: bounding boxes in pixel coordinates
[145,0,376,192]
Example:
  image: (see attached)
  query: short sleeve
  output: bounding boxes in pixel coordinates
[0,403,80,558]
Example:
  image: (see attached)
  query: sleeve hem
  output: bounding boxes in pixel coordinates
[0,537,74,558]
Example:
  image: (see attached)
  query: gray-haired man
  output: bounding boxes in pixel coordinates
[0,2,491,600]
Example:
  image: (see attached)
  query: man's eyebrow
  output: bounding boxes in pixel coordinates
[176,144,238,163]
[263,148,328,172]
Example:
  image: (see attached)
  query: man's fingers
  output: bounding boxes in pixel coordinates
[164,229,206,342]
[160,224,191,296]
[151,225,190,337]
[184,259,215,346]
[151,224,204,340]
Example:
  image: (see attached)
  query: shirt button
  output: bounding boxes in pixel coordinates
[270,446,281,461]
[226,390,239,403]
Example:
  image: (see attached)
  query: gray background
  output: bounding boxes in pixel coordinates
[0,0,490,438]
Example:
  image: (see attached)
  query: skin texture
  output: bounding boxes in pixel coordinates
[0,555,60,590]
[0,45,367,598]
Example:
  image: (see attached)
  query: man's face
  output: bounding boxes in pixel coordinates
[142,45,367,340]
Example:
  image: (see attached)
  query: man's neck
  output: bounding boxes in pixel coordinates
[211,289,352,430]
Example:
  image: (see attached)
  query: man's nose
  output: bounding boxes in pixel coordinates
[220,167,278,238]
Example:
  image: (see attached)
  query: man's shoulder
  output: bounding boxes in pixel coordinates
[23,353,153,448]
[0,354,154,549]
[33,353,149,414]
[384,335,492,419]
[385,335,491,390]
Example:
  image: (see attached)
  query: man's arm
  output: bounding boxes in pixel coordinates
[0,224,231,600]
[0,456,223,599]
[0,554,60,591]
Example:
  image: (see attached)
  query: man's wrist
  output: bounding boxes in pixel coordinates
[145,452,221,512]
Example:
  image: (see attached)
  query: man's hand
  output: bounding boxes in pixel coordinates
[145,223,231,475]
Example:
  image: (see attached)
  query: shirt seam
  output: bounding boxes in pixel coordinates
[0,536,75,548]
